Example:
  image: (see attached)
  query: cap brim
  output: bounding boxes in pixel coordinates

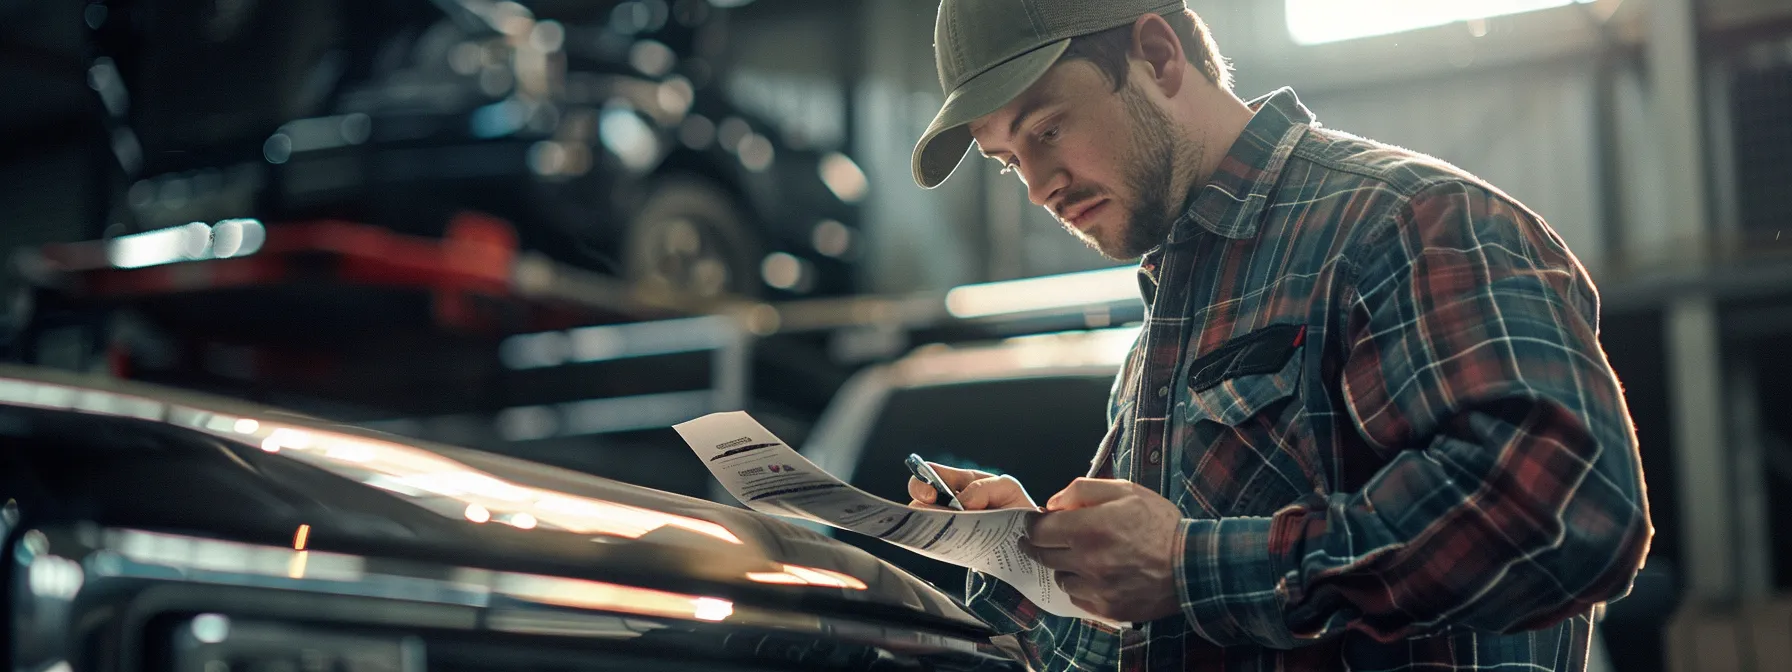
[912,40,1070,189]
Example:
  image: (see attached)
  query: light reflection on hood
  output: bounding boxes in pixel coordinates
[0,376,742,545]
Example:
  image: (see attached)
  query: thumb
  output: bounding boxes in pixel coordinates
[1045,478,1135,511]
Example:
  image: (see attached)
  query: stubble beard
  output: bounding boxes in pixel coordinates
[1071,85,1192,261]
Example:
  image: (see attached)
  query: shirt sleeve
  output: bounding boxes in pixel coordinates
[964,570,1124,670]
[1175,180,1653,647]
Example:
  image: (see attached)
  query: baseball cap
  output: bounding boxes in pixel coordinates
[912,0,1189,188]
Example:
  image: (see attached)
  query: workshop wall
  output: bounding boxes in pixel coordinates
[1296,64,1606,272]
[842,0,1655,291]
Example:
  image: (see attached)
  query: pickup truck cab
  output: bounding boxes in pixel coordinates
[800,327,1139,593]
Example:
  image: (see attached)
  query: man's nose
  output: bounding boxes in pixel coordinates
[1022,161,1066,208]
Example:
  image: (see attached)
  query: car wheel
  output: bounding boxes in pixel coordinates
[623,176,762,299]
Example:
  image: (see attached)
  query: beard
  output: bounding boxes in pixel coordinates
[1063,85,1191,261]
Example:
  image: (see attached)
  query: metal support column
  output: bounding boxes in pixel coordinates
[1728,358,1773,600]
[1648,0,1733,603]
[1667,298,1732,601]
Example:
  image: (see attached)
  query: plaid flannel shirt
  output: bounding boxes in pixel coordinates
[964,88,1652,671]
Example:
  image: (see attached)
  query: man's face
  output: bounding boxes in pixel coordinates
[969,59,1186,260]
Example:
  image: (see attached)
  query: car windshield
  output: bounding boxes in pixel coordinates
[842,374,1117,592]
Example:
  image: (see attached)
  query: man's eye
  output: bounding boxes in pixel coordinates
[1040,126,1061,143]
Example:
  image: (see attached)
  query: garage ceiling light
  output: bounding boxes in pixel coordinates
[945,266,1138,319]
[1286,0,1595,46]
[107,219,265,269]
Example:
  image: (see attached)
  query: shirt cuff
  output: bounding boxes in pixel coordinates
[963,570,1038,636]
[1176,516,1300,648]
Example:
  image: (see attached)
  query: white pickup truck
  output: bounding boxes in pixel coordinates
[798,326,1139,592]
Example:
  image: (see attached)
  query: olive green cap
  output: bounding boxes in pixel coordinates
[912,0,1188,188]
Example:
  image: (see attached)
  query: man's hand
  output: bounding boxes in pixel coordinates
[907,463,1037,511]
[1024,478,1184,622]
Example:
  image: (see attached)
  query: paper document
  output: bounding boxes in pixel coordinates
[674,411,1121,627]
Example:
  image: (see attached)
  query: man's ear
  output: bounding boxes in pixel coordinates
[1130,13,1186,97]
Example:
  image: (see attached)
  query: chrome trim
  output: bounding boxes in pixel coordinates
[11,524,1011,672]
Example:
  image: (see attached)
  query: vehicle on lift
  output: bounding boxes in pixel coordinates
[0,366,1024,671]
[87,0,863,298]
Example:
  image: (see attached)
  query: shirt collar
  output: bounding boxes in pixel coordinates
[1168,87,1315,243]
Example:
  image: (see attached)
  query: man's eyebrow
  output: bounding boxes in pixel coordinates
[1007,98,1051,139]
[975,99,1051,160]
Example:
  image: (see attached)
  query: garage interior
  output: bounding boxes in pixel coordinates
[3,1,1792,670]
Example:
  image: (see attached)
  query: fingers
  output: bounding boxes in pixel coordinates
[1026,505,1109,549]
[906,477,937,504]
[907,464,1035,511]
[926,463,987,491]
[1045,477,1137,511]
[1054,570,1092,599]
[1054,571,1113,619]
[907,463,990,506]
[1019,537,1076,570]
[959,474,1034,510]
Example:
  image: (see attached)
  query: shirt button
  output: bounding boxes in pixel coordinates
[1157,386,1169,398]
[1148,449,1161,464]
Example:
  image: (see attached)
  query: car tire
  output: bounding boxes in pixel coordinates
[623,176,762,299]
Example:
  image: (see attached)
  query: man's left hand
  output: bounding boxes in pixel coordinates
[1023,478,1185,623]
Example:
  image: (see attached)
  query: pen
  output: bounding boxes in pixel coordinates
[904,453,965,511]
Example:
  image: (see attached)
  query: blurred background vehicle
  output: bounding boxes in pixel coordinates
[84,0,863,300]
[801,323,1138,592]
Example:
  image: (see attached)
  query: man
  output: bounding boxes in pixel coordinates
[904,1,1652,670]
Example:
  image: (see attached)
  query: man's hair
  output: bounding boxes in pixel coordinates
[1059,10,1232,92]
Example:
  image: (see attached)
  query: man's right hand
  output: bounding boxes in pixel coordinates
[907,463,1038,511]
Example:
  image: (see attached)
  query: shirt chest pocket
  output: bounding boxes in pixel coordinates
[1177,325,1317,517]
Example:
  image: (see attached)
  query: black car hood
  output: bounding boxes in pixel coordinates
[0,365,983,633]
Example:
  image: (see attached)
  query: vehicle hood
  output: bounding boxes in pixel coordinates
[0,365,983,633]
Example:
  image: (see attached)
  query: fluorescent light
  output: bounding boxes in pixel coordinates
[107,220,264,269]
[1286,0,1594,46]
[554,390,716,437]
[945,266,1139,318]
[498,316,735,370]
[108,223,206,269]
[491,390,717,440]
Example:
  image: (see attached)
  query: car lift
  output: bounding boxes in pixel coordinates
[11,216,1147,493]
